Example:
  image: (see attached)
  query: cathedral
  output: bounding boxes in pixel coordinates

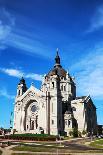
[13,51,97,136]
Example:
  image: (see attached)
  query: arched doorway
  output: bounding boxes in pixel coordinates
[24,100,39,132]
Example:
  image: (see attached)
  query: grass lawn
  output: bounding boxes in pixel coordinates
[11,144,103,154]
[11,145,59,152]
[90,139,103,149]
[11,145,80,153]
[19,141,63,147]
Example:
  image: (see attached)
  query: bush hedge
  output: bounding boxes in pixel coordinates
[0,134,57,141]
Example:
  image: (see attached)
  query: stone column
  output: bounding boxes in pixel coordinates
[21,109,25,132]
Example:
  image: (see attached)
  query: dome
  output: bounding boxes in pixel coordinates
[47,66,67,78]
[46,49,67,78]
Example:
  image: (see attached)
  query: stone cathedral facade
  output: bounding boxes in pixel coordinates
[13,51,97,136]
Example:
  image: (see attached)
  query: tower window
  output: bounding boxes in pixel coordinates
[52,82,54,88]
[64,77,66,80]
[52,120,54,124]
[65,120,67,125]
[64,86,66,91]
[68,120,70,127]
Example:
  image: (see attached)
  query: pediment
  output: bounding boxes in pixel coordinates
[15,85,46,110]
[16,85,45,102]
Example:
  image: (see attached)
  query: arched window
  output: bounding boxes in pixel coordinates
[30,118,31,130]
[52,82,54,88]
[36,115,38,129]
[61,77,63,80]
[31,105,37,112]
[31,121,34,130]
[64,86,66,91]
[72,107,76,111]
[27,125,28,129]
[18,90,20,95]
[65,120,67,125]
[61,85,63,91]
[68,120,70,127]
[64,77,66,80]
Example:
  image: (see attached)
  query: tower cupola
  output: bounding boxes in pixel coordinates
[17,77,27,97]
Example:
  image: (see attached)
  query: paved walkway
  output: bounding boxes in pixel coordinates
[0,148,103,155]
[0,145,14,155]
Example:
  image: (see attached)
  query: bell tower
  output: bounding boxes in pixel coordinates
[17,77,27,97]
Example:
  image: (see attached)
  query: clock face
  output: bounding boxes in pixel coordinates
[31,105,37,112]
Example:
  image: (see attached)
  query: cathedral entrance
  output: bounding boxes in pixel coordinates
[30,116,38,130]
[30,120,34,130]
[24,100,39,132]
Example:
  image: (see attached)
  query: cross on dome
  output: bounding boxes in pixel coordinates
[55,48,61,66]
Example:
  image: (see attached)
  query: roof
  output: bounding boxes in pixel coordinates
[65,110,72,114]
[18,77,26,85]
[72,96,96,109]
[75,96,86,100]
[47,66,67,78]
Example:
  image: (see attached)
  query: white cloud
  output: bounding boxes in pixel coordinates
[0,8,52,58]
[0,7,15,49]
[6,31,52,58]
[0,88,15,99]
[70,45,103,100]
[25,73,43,81]
[0,68,43,81]
[87,5,103,32]
[0,68,23,78]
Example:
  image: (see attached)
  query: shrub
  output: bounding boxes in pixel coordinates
[82,130,87,135]
[1,133,57,141]
[72,128,78,137]
[78,131,82,137]
[69,130,73,136]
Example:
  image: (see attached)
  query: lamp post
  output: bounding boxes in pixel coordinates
[90,118,93,141]
[10,111,13,129]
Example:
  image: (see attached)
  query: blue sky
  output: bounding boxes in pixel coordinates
[0,0,103,128]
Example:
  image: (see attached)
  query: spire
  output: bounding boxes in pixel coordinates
[20,77,25,84]
[54,48,61,68]
[31,82,34,86]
